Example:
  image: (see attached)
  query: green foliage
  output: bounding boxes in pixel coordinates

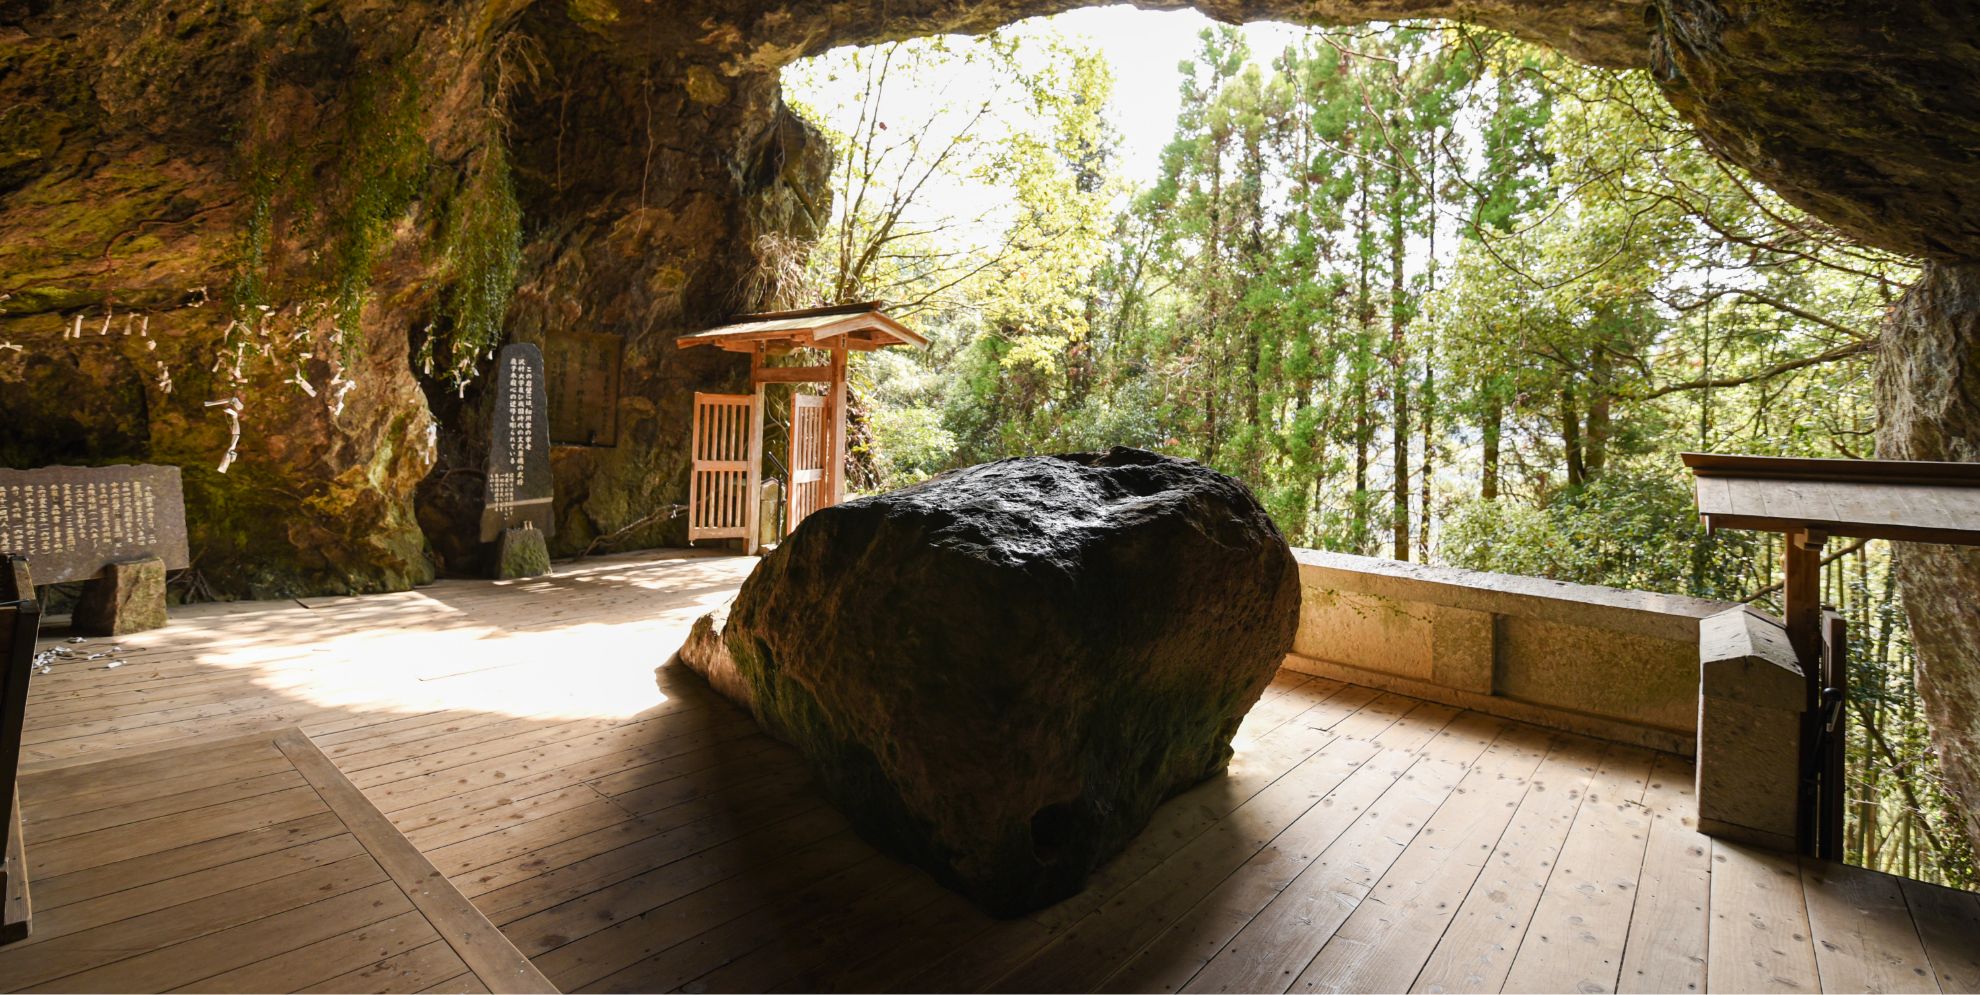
[787,20,1962,887]
[226,60,528,398]
[327,67,431,348]
[431,142,524,386]
[1439,467,1757,597]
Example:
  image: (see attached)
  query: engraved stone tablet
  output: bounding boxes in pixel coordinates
[0,464,190,585]
[481,343,555,542]
[547,330,623,447]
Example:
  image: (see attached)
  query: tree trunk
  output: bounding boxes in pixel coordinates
[1419,358,1434,562]
[1586,351,1612,479]
[1874,258,1980,860]
[1560,386,1584,488]
[1482,397,1503,500]
[1390,169,1410,562]
[1352,162,1373,553]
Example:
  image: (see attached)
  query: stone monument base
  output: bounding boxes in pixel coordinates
[72,555,168,636]
[494,528,551,580]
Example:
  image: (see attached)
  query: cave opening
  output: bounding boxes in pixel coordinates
[0,0,1977,981]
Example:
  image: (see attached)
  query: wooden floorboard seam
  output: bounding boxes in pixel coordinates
[274,728,558,995]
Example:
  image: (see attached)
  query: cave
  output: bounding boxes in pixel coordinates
[2,0,1979,971]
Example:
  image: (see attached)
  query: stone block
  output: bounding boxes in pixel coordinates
[72,555,167,636]
[494,527,551,580]
[1429,605,1495,694]
[1696,606,1804,851]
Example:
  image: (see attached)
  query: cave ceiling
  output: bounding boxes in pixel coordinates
[647,0,1980,264]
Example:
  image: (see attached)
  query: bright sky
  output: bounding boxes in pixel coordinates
[1035,8,1308,185]
[783,8,1314,250]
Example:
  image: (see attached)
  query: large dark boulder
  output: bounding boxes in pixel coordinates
[698,447,1299,915]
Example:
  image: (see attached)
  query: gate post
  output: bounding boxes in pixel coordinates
[745,346,766,555]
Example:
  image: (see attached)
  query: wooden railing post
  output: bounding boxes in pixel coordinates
[1783,527,1826,856]
[1818,610,1848,861]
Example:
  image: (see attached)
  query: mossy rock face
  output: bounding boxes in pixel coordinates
[1875,260,1980,861]
[6,0,1977,602]
[0,0,827,595]
[721,448,1300,916]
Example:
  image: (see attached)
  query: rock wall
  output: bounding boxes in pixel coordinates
[1876,260,1980,856]
[0,1,825,593]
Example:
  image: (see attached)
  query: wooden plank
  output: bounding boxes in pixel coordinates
[1276,725,1556,994]
[1408,735,1607,994]
[1799,858,1940,994]
[989,694,1441,993]
[671,856,936,993]
[0,852,390,991]
[578,852,905,994]
[20,833,366,945]
[1900,877,1980,993]
[424,972,493,994]
[1616,752,1711,994]
[22,754,297,823]
[28,768,309,842]
[497,805,846,953]
[19,732,283,800]
[1498,743,1656,994]
[749,364,832,384]
[42,880,413,993]
[26,783,328,878]
[1705,840,1819,994]
[171,908,441,993]
[27,811,348,912]
[273,728,556,995]
[1171,712,1499,995]
[532,833,879,991]
[301,939,472,995]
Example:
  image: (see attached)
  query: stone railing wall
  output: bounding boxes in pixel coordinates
[1282,549,1737,756]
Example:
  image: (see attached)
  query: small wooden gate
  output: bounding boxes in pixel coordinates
[787,393,827,532]
[688,392,754,542]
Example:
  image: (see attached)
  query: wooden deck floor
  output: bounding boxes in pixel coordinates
[4,549,1977,994]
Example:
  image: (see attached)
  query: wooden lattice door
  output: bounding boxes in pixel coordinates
[688,392,753,542]
[787,392,827,534]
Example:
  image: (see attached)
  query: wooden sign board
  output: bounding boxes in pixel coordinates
[0,464,189,585]
[547,331,622,447]
[480,344,556,542]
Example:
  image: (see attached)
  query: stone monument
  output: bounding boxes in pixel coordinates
[481,343,554,579]
[0,464,189,634]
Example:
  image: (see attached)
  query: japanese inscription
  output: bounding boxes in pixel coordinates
[480,343,556,542]
[0,464,190,584]
[547,330,623,447]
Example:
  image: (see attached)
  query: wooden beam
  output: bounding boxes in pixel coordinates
[750,364,833,385]
[1683,451,1980,486]
[1783,528,1824,857]
[1819,611,1847,862]
[273,729,555,994]
[829,344,848,505]
[745,348,765,556]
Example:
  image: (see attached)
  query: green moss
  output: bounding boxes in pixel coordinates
[326,67,431,349]
[432,141,523,384]
[228,63,433,361]
[227,60,525,390]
